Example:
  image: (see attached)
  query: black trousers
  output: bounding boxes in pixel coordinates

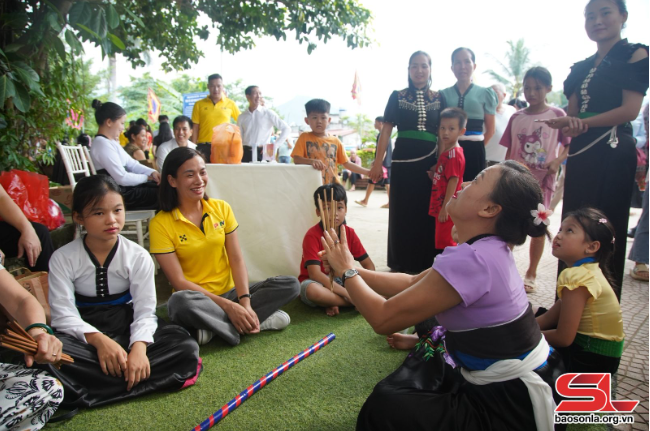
[43,304,200,409]
[120,182,160,211]
[0,221,54,271]
[242,146,264,163]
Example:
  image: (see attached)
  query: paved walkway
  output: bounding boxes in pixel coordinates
[344,188,649,430]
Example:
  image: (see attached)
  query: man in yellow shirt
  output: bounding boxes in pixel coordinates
[191,74,241,161]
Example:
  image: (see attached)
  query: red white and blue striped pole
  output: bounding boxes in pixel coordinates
[192,333,336,431]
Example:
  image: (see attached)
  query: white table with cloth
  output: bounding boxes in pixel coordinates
[205,163,321,282]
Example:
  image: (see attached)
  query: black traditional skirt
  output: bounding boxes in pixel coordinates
[43,303,200,408]
[562,124,636,297]
[357,328,564,431]
[459,139,486,183]
[388,135,438,273]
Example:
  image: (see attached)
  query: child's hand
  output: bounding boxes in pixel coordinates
[369,164,383,183]
[312,160,326,171]
[545,159,562,176]
[427,169,435,181]
[87,332,128,377]
[126,342,150,391]
[438,207,449,223]
[318,250,331,274]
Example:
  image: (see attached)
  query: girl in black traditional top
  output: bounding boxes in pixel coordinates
[370,51,446,274]
[543,0,648,296]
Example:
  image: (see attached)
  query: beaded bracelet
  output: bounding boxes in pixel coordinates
[25,323,54,335]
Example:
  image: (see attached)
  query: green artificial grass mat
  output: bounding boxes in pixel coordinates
[46,300,407,430]
[44,299,607,431]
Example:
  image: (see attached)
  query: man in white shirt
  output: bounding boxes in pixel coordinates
[156,116,197,171]
[237,86,291,162]
[485,83,516,166]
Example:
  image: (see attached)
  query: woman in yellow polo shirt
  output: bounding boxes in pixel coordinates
[149,147,299,345]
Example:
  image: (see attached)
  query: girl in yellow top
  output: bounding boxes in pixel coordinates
[537,208,624,374]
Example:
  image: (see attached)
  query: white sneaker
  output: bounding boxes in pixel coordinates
[259,310,291,331]
[195,329,214,345]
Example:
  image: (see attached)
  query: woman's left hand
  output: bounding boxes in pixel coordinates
[18,229,42,268]
[148,171,161,185]
[321,228,356,278]
[27,332,63,367]
[241,303,260,334]
[539,117,587,137]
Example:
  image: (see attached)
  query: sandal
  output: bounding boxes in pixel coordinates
[631,264,649,282]
[524,278,537,294]
[354,200,367,207]
[380,203,389,209]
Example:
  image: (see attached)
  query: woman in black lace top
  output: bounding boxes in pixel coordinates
[544,0,648,295]
[370,51,446,273]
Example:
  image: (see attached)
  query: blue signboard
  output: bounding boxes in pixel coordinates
[182,91,209,117]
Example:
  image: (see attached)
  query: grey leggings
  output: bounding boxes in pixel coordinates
[167,276,299,346]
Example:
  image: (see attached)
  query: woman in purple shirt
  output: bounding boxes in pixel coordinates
[323,161,563,430]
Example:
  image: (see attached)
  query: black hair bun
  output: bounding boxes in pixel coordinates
[527,218,550,238]
[91,99,102,110]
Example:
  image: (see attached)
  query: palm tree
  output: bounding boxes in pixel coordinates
[484,39,531,99]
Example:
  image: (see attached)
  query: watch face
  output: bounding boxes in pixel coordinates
[344,269,358,278]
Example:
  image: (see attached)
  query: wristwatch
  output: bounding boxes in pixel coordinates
[341,268,359,287]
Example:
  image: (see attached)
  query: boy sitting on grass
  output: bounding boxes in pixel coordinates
[292,99,370,184]
[299,183,375,316]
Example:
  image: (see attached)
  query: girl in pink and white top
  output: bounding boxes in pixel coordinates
[500,67,571,293]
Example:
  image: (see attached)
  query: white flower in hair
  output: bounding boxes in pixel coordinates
[531,203,553,226]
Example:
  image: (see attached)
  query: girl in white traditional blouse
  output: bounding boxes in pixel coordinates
[44,175,201,409]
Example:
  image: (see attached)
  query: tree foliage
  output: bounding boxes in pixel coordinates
[341,113,376,145]
[484,39,532,99]
[0,0,373,171]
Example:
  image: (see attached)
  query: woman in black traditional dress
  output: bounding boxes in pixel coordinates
[544,0,648,296]
[370,51,445,273]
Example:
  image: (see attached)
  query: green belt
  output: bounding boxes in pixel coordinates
[578,112,631,129]
[397,130,437,143]
[574,333,624,358]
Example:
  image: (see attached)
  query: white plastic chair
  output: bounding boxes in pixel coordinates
[58,143,154,248]
[82,146,96,175]
[57,142,90,189]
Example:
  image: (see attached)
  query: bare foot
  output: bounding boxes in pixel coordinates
[386,333,419,350]
[325,306,340,316]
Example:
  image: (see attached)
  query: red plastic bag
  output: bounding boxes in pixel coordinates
[0,169,65,231]
[47,198,65,230]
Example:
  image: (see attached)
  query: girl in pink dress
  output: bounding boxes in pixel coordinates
[500,67,571,293]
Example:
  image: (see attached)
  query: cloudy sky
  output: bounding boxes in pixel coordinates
[87,0,649,122]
